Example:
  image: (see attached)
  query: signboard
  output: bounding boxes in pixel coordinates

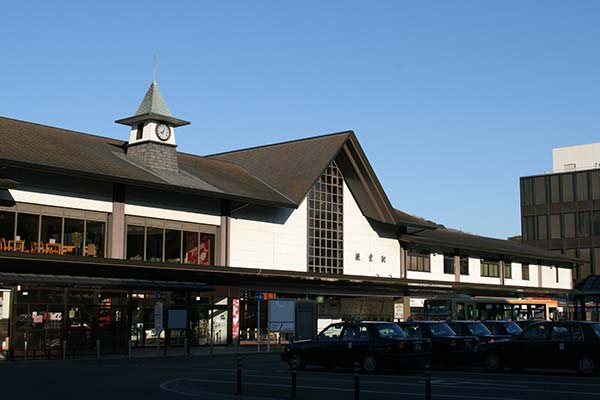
[394,302,405,321]
[232,298,240,340]
[268,299,295,333]
[168,309,187,330]
[154,302,163,333]
[409,298,425,308]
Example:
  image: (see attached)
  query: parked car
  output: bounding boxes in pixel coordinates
[398,321,481,367]
[514,319,543,331]
[447,321,512,343]
[281,321,431,372]
[483,320,523,338]
[481,321,600,376]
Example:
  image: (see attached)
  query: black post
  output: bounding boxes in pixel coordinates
[354,360,360,400]
[425,364,431,400]
[291,365,297,400]
[236,356,242,395]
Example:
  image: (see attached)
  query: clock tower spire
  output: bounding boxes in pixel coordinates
[116,80,190,172]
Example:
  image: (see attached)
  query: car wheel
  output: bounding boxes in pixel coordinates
[289,352,305,371]
[484,353,503,372]
[362,355,378,373]
[577,355,598,376]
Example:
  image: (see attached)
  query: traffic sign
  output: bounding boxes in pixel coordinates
[254,292,264,302]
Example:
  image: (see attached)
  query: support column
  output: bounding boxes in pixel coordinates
[537,265,543,288]
[454,254,460,283]
[108,183,126,259]
[499,260,505,286]
[218,200,231,267]
[402,296,411,320]
[399,243,406,279]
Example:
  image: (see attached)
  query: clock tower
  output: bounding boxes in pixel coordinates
[116,80,190,172]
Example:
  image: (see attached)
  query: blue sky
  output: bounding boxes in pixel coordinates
[2,1,600,239]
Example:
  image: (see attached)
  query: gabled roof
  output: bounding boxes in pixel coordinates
[209,131,430,227]
[399,227,579,267]
[208,131,351,204]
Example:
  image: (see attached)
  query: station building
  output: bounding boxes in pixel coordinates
[0,80,578,357]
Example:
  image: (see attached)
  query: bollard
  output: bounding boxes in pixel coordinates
[128,339,132,358]
[354,360,360,400]
[235,356,242,395]
[63,340,67,360]
[291,365,297,400]
[184,338,189,356]
[96,339,100,362]
[24,341,28,361]
[425,364,431,400]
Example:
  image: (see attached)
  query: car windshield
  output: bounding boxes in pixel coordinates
[377,323,407,339]
[428,323,456,337]
[503,322,523,335]
[591,323,600,339]
[466,322,492,336]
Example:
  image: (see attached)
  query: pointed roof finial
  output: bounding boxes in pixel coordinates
[153,49,157,82]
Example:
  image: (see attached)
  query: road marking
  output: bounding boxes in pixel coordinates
[159,378,523,400]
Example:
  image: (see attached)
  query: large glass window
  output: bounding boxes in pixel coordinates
[576,172,589,201]
[183,231,199,264]
[550,175,561,203]
[522,216,535,240]
[578,248,592,281]
[0,211,15,250]
[407,249,430,272]
[443,255,455,274]
[594,212,600,237]
[534,176,546,205]
[481,260,499,278]
[460,256,469,275]
[17,213,39,252]
[578,212,591,237]
[85,221,105,258]
[563,213,576,238]
[199,233,215,265]
[41,216,62,254]
[550,214,561,239]
[126,225,145,260]
[561,174,574,202]
[308,161,344,274]
[522,263,530,280]
[145,227,163,262]
[164,229,181,263]
[63,218,84,256]
[537,215,547,240]
[592,170,600,200]
[521,178,534,206]
[504,261,512,279]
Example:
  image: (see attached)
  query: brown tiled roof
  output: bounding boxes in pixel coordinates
[208,131,352,204]
[0,116,293,207]
[394,209,439,228]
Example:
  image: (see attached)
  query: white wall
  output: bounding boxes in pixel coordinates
[504,262,540,288]
[124,203,220,226]
[541,265,572,289]
[129,121,177,146]
[552,142,600,172]
[9,188,113,213]
[228,198,308,272]
[343,182,400,278]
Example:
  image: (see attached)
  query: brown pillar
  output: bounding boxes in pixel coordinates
[399,244,406,279]
[108,184,126,259]
[454,255,461,283]
[499,260,506,286]
[218,201,231,267]
[538,265,543,288]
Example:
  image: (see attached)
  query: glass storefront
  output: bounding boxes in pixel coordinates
[0,209,106,257]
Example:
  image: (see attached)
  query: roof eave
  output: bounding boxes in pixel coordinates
[115,113,190,127]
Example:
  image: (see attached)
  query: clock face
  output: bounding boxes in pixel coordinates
[155,123,171,141]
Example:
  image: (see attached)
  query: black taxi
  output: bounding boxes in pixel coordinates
[481,321,600,376]
[281,321,431,372]
[398,321,481,367]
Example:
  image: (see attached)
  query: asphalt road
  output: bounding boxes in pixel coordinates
[1,353,599,400]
